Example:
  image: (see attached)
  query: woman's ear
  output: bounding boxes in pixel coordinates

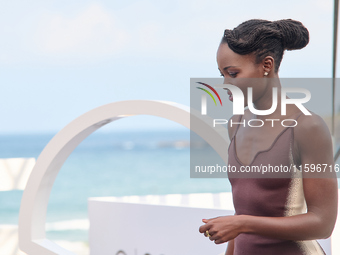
[263,56,275,74]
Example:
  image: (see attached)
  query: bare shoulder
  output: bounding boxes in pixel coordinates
[227,109,251,141]
[227,114,241,141]
[295,112,332,141]
[294,111,333,157]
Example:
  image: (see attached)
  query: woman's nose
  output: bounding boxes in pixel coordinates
[223,78,235,91]
[223,77,232,84]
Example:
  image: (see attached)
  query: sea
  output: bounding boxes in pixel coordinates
[0,129,232,242]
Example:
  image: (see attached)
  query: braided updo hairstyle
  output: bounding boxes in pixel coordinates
[222,19,309,73]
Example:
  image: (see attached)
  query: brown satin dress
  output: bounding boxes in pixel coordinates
[227,113,326,255]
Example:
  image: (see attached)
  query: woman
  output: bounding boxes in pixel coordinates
[199,19,338,255]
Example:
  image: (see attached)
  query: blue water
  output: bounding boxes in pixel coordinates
[0,129,231,241]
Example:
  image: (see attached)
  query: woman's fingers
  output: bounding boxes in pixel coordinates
[214,238,225,244]
[199,224,209,234]
[202,227,228,244]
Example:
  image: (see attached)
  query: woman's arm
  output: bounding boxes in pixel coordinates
[225,239,234,255]
[242,114,338,240]
[224,212,237,255]
[199,114,338,244]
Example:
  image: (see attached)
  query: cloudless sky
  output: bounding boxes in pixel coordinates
[0,0,338,134]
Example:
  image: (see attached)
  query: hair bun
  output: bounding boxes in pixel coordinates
[274,19,309,51]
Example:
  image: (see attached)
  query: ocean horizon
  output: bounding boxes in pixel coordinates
[1,129,339,243]
[0,129,231,242]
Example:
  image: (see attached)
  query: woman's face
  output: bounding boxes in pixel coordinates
[216,42,268,104]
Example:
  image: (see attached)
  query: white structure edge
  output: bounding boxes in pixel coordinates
[18,100,228,254]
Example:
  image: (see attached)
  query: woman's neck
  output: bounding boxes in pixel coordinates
[252,77,284,120]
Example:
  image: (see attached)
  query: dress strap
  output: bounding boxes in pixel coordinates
[291,111,306,166]
[294,112,304,121]
[230,114,243,141]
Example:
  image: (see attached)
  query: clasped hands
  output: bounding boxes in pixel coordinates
[199,215,245,244]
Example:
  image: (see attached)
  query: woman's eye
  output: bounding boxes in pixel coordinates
[229,72,238,78]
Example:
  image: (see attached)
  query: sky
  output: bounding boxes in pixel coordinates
[0,0,338,134]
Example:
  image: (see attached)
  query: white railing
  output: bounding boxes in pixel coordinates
[0,158,36,255]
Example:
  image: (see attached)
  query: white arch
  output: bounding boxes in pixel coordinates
[18,100,229,254]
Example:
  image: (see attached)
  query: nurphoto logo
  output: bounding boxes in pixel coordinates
[196,81,312,128]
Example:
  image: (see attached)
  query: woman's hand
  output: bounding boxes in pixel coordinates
[198,215,245,244]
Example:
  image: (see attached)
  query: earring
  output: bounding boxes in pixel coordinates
[264,72,269,76]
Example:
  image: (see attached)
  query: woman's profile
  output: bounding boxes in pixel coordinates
[199,19,338,255]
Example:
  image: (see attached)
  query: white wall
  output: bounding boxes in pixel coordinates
[88,192,337,255]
